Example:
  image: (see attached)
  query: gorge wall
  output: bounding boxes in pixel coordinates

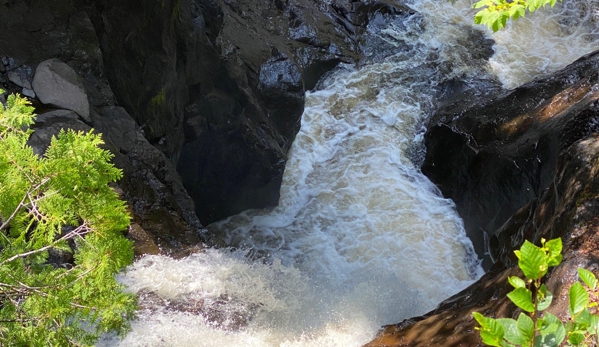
[0,0,411,248]
[83,0,413,225]
[366,50,599,346]
[3,0,599,345]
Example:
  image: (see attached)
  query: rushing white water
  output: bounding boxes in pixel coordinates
[102,1,599,346]
[487,0,599,88]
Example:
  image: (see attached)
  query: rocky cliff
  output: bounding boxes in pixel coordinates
[365,50,599,347]
[1,0,413,233]
[83,0,413,224]
[1,0,201,256]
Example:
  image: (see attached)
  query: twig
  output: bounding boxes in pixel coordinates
[0,223,92,266]
[0,177,51,233]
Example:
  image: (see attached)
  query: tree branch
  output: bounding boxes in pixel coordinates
[0,177,50,234]
[0,222,92,266]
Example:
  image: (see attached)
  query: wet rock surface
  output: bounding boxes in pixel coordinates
[43,0,412,225]
[365,50,599,347]
[32,58,91,122]
[366,134,599,347]
[3,0,599,345]
[137,290,259,331]
[92,106,204,257]
[423,50,599,264]
[23,104,204,257]
[172,0,415,224]
[0,0,415,246]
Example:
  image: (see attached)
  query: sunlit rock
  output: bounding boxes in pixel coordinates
[32,58,91,123]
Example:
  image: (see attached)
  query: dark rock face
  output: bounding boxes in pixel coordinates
[177,0,415,224]
[422,50,599,262]
[365,50,599,347]
[1,1,203,256]
[92,106,204,257]
[1,0,414,243]
[0,0,114,107]
[67,0,416,225]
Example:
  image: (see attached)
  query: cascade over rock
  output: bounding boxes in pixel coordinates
[0,0,412,242]
[5,0,599,344]
[82,0,412,224]
[366,50,599,346]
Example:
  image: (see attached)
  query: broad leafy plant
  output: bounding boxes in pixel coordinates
[0,91,136,346]
[472,0,563,31]
[474,238,599,347]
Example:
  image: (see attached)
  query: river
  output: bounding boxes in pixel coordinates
[99,0,599,346]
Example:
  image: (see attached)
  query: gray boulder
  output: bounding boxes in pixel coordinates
[7,65,33,89]
[32,59,91,123]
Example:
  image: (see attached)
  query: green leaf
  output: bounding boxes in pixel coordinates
[537,284,553,311]
[516,240,548,280]
[473,312,505,347]
[489,11,504,32]
[568,330,585,345]
[573,308,592,328]
[569,282,589,316]
[578,267,597,290]
[527,0,542,11]
[474,10,485,24]
[0,92,135,344]
[507,287,535,313]
[497,318,522,345]
[590,314,599,335]
[544,238,562,267]
[471,0,565,32]
[508,4,526,20]
[508,276,526,289]
[517,313,534,344]
[473,0,490,9]
[537,312,566,345]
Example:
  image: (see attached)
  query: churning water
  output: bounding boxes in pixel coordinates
[101,0,599,346]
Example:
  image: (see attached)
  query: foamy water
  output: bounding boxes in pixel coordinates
[485,0,599,88]
[101,1,599,346]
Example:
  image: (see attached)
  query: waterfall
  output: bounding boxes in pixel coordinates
[100,0,599,346]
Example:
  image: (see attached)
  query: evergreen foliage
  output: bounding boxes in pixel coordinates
[0,90,136,346]
[474,238,599,347]
[472,0,563,31]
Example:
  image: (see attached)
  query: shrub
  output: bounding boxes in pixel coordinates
[474,238,599,347]
[472,0,563,31]
[0,91,136,346]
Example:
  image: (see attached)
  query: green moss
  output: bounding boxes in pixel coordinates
[148,88,166,113]
[171,0,181,20]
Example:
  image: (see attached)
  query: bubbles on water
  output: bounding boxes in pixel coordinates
[206,3,485,325]
[100,249,426,347]
[410,0,599,89]
[105,7,489,343]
